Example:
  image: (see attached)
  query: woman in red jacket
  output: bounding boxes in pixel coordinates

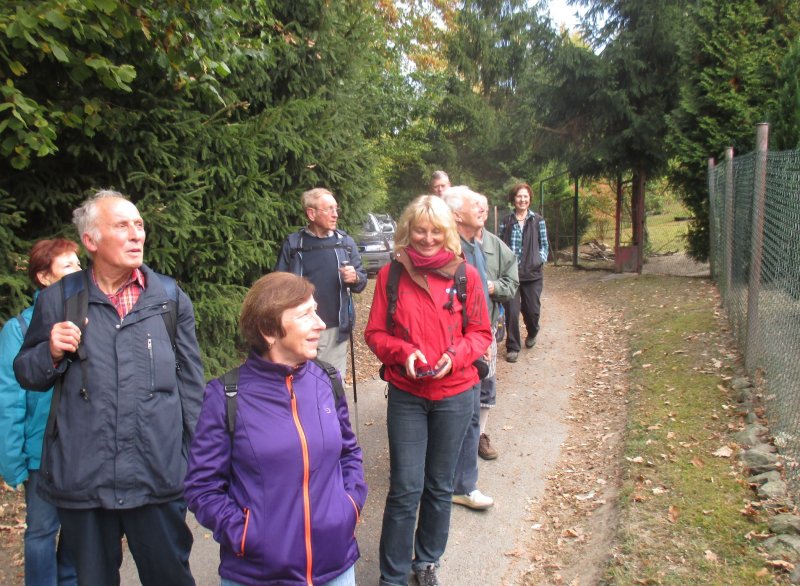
[365,195,492,586]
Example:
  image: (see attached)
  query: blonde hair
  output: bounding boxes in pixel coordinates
[394,195,461,256]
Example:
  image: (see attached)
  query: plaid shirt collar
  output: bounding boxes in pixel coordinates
[92,267,146,319]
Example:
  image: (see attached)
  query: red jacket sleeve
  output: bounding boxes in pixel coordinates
[363,265,416,368]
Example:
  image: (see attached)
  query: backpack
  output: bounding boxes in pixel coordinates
[383,259,489,380]
[45,269,179,438]
[286,229,353,273]
[219,359,345,436]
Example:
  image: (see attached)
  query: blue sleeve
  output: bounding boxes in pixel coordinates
[274,235,295,273]
[539,219,549,264]
[0,316,30,486]
[175,288,205,442]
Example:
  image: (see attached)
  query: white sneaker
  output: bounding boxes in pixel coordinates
[452,489,494,510]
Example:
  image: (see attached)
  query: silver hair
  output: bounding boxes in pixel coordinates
[441,185,479,213]
[72,189,127,243]
[430,170,450,185]
[301,187,334,209]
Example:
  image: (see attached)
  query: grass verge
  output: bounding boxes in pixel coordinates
[600,275,776,585]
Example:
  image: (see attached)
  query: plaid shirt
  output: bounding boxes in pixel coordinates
[510,211,549,265]
[93,268,146,318]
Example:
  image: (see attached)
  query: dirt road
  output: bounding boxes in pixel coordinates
[119,268,590,585]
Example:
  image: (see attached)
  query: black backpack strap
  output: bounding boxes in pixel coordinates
[312,359,345,402]
[454,262,468,333]
[385,259,402,331]
[15,314,28,338]
[220,367,240,437]
[156,274,179,350]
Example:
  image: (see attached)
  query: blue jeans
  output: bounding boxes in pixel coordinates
[379,384,474,586]
[24,471,77,586]
[453,383,481,495]
[221,564,355,586]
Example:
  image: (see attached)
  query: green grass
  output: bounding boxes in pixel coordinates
[598,275,777,585]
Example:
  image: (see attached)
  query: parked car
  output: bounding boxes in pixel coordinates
[357,212,395,274]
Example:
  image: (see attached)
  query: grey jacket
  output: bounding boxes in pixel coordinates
[480,229,519,324]
[14,265,204,509]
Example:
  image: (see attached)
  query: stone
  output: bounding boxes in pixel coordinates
[758,480,788,499]
[741,449,781,474]
[749,471,782,485]
[764,534,800,557]
[732,377,752,391]
[744,412,758,424]
[751,442,778,454]
[769,514,800,535]
[733,424,769,447]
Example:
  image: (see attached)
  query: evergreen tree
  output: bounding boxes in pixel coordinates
[667,0,800,260]
[1,1,397,376]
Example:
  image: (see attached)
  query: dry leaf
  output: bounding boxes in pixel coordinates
[755,568,770,578]
[766,559,795,571]
[667,505,680,524]
[712,446,733,458]
[690,457,705,468]
[704,550,718,563]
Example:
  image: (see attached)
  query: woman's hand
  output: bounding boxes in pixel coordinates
[431,352,452,380]
[405,349,428,379]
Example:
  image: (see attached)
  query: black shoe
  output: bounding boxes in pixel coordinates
[525,335,536,348]
[414,563,441,586]
[506,351,518,363]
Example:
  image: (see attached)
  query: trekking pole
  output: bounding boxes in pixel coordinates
[349,322,360,438]
[341,260,360,437]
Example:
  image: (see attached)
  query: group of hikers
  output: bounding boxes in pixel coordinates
[0,170,548,586]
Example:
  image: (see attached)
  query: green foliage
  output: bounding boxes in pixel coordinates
[771,38,800,150]
[667,0,800,260]
[0,1,397,377]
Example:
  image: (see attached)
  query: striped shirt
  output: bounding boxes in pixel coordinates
[93,268,146,319]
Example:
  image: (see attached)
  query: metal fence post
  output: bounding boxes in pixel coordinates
[745,123,769,373]
[724,147,735,302]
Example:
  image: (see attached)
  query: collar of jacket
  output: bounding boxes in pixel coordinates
[246,350,312,379]
[394,246,464,293]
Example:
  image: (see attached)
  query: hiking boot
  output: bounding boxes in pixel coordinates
[452,489,494,510]
[506,351,518,363]
[414,563,441,586]
[525,335,537,348]
[479,433,498,460]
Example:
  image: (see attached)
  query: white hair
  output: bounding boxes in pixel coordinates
[72,189,127,242]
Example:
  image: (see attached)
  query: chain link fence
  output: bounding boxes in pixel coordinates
[709,131,800,492]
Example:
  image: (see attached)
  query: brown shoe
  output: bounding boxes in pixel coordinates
[479,433,498,460]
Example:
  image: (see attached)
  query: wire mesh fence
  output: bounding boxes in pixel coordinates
[710,139,800,493]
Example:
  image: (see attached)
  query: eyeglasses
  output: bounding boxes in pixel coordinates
[315,207,340,215]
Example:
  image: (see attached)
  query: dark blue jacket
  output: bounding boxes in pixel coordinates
[275,229,367,343]
[13,265,205,509]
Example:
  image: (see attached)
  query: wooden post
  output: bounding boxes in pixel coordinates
[573,176,579,268]
[707,157,716,280]
[724,147,735,300]
[745,123,769,373]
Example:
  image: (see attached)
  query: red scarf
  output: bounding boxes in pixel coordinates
[405,247,455,270]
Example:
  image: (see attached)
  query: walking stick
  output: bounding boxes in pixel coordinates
[346,289,360,438]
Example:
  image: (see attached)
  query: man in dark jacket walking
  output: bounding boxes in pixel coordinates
[274,188,367,377]
[15,190,205,586]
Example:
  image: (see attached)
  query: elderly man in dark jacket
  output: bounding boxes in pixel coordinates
[14,190,204,586]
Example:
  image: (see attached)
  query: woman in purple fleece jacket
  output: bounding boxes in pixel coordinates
[185,272,367,586]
